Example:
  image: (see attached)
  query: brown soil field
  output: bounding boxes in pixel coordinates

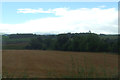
[2,50,118,78]
[0,50,2,77]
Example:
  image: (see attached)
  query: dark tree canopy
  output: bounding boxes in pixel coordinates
[25,33,118,53]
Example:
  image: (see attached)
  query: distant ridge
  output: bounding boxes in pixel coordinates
[1,32,119,36]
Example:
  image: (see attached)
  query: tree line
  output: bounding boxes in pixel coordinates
[25,33,119,53]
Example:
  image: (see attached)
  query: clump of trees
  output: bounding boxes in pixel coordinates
[9,34,37,39]
[25,33,119,53]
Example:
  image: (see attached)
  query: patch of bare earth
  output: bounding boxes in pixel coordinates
[2,50,118,78]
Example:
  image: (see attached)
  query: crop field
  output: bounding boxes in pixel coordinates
[2,50,118,78]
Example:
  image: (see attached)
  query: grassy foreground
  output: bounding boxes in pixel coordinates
[2,50,118,78]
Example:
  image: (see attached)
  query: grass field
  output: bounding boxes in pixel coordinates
[2,50,118,78]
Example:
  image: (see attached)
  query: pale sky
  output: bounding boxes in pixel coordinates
[0,2,118,34]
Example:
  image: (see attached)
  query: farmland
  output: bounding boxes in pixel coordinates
[2,50,118,78]
[2,33,119,78]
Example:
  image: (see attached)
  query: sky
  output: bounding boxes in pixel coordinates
[0,2,118,34]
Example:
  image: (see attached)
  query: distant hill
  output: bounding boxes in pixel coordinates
[2,33,118,53]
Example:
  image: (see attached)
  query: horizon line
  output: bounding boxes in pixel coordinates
[0,32,119,35]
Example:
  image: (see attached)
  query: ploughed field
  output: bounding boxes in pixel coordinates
[2,50,118,78]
